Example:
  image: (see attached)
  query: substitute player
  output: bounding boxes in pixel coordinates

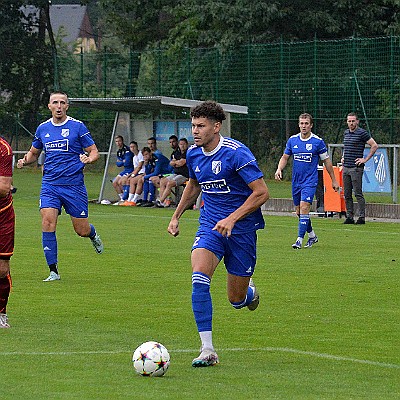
[275,113,339,249]
[0,136,14,328]
[112,135,134,204]
[17,91,103,282]
[168,101,269,367]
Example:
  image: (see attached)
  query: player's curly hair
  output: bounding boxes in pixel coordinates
[190,101,226,123]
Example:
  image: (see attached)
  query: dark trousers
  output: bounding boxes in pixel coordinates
[342,166,365,218]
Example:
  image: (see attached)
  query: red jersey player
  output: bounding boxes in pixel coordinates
[0,136,14,328]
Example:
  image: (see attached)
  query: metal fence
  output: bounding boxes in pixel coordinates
[6,35,400,175]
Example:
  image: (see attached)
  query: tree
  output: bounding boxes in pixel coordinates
[0,1,53,133]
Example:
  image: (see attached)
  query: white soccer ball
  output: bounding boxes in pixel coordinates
[132,341,170,377]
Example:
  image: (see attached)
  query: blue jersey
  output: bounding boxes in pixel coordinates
[143,153,173,179]
[32,116,95,185]
[284,133,328,187]
[116,144,134,169]
[187,136,265,233]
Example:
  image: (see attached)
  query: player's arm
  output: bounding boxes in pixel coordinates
[275,153,290,180]
[17,146,41,168]
[168,178,201,237]
[355,138,379,166]
[322,156,339,192]
[132,161,144,176]
[0,176,12,197]
[80,144,99,164]
[212,178,269,237]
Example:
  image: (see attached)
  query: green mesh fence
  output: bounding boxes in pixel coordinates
[7,36,400,168]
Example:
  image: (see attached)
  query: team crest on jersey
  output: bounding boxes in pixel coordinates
[306,143,313,151]
[61,129,70,137]
[212,161,222,175]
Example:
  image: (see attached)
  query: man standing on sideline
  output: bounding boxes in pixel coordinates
[341,113,378,224]
[168,101,269,367]
[0,136,14,328]
[275,113,339,249]
[17,91,103,282]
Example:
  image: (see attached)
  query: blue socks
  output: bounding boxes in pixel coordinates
[122,185,130,200]
[89,224,96,239]
[298,214,310,239]
[230,285,255,309]
[42,231,58,266]
[192,272,212,332]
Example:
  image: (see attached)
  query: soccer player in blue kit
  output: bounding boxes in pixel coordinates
[17,91,103,281]
[275,113,339,249]
[168,101,269,367]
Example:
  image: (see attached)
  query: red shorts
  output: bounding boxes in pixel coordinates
[0,200,15,260]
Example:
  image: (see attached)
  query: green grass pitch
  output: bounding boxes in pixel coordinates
[2,170,399,399]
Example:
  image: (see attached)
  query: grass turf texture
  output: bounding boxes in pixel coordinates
[2,170,399,399]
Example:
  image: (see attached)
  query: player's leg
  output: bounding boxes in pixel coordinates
[191,246,220,367]
[225,231,259,311]
[120,174,130,201]
[41,207,61,280]
[159,177,177,205]
[0,259,11,328]
[352,167,366,223]
[342,167,355,223]
[62,185,104,254]
[292,185,316,249]
[0,207,14,327]
[112,174,124,202]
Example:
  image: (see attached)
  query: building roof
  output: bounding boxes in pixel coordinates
[69,96,249,115]
[50,4,94,42]
[21,4,94,43]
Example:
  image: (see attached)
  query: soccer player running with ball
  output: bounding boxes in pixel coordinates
[168,101,269,367]
[17,91,103,281]
[275,113,339,249]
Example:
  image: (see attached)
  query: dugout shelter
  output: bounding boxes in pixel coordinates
[69,96,248,203]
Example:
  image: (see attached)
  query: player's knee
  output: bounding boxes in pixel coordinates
[0,260,10,278]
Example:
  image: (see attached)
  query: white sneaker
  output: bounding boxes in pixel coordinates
[292,239,302,249]
[192,348,219,367]
[91,233,104,254]
[43,271,61,282]
[247,278,260,311]
[0,313,10,328]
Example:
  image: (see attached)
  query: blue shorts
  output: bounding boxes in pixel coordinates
[40,183,89,218]
[292,185,316,206]
[191,226,257,277]
[119,168,134,177]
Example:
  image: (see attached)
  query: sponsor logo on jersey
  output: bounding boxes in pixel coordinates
[61,129,70,137]
[306,143,313,151]
[45,133,50,138]
[293,145,298,148]
[200,179,230,193]
[212,160,222,175]
[294,153,312,162]
[195,166,200,172]
[45,139,69,152]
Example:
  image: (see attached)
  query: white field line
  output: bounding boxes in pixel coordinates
[1,346,399,369]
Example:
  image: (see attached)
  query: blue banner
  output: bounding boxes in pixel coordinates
[154,121,175,141]
[363,148,391,193]
[177,121,193,142]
